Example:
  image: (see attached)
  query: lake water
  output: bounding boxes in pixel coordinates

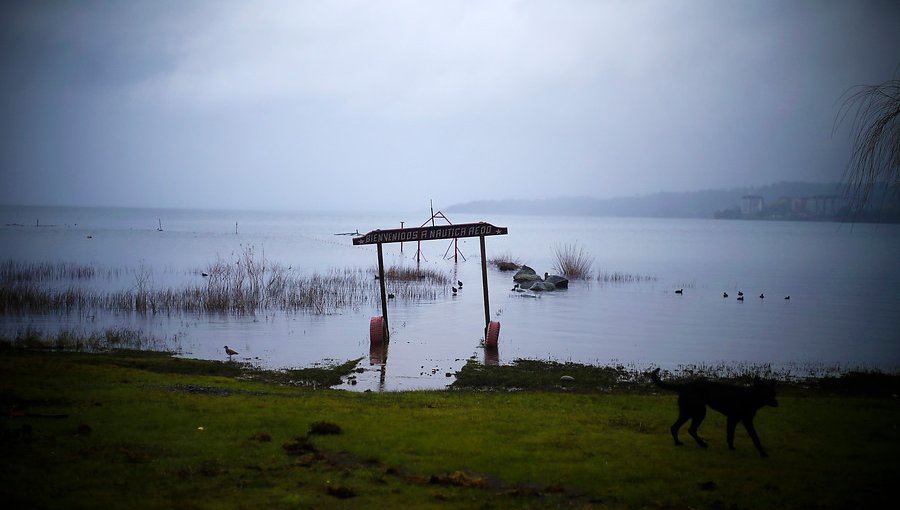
[2,205,898,390]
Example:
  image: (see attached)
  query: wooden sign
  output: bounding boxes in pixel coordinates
[353,222,507,246]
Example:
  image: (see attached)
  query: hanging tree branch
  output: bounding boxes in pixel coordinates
[835,76,900,213]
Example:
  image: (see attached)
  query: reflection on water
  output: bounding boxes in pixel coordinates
[2,205,900,391]
[369,338,388,391]
[484,345,500,365]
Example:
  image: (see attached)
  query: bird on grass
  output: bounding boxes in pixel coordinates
[388,293,395,299]
[224,345,239,357]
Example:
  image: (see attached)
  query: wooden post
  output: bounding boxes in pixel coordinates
[377,242,389,340]
[480,235,490,336]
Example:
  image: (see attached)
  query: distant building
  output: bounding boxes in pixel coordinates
[740,195,764,215]
[806,196,848,215]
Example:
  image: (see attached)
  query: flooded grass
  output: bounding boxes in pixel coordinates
[597,270,658,283]
[381,264,450,284]
[0,252,450,315]
[0,259,121,282]
[0,336,362,387]
[452,358,900,395]
[552,242,594,279]
[1,326,175,353]
[452,359,641,392]
[487,251,523,271]
[2,349,898,509]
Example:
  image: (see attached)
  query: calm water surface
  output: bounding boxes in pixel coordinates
[2,205,898,390]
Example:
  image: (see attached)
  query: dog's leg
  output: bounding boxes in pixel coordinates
[670,410,689,446]
[687,406,708,448]
[742,417,768,457]
[726,416,738,450]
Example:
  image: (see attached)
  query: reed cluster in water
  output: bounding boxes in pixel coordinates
[552,242,595,279]
[0,260,123,282]
[0,248,450,315]
[596,271,658,283]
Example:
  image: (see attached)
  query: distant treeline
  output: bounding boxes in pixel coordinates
[446,182,900,223]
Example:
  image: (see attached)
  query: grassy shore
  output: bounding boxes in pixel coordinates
[2,349,898,509]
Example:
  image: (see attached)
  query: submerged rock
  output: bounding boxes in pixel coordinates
[512,266,569,291]
[513,265,542,283]
[525,281,556,291]
[543,273,569,289]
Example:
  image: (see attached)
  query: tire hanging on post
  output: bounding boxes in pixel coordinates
[369,316,385,345]
[485,320,500,347]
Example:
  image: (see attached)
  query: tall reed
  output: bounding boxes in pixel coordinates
[0,260,123,283]
[597,271,657,283]
[552,242,594,279]
[0,252,450,316]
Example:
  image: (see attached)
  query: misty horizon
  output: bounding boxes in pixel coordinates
[0,180,854,216]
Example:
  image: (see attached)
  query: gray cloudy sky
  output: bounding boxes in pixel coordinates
[1,0,898,213]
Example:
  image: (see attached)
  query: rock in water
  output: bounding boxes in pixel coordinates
[543,273,569,289]
[513,265,542,283]
[528,281,556,291]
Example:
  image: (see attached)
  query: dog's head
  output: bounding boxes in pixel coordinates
[753,376,779,407]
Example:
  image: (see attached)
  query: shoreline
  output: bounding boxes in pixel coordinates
[3,344,898,395]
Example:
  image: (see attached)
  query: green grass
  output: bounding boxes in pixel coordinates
[2,350,898,509]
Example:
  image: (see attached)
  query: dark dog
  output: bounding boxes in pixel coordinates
[650,368,778,457]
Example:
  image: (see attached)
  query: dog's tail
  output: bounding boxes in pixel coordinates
[649,368,681,392]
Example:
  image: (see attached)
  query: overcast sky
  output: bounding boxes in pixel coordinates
[1,0,898,213]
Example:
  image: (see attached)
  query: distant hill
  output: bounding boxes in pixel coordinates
[445,182,848,219]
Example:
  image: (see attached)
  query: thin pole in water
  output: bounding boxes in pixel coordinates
[377,242,389,339]
[480,235,490,336]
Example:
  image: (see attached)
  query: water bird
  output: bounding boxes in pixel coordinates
[675,288,683,294]
[723,292,728,298]
[451,287,458,295]
[737,291,744,297]
[388,293,395,299]
[457,280,463,288]
[784,295,790,300]
[224,346,239,357]
[201,272,208,277]
[737,295,744,301]
[759,293,765,299]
